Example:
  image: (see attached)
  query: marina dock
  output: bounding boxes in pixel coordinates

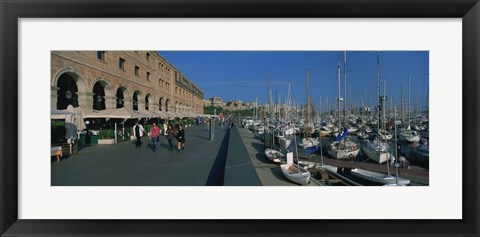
[234,125,429,186]
[51,122,428,186]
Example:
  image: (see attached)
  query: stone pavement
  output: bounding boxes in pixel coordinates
[51,124,229,186]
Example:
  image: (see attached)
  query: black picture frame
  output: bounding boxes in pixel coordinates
[1,0,478,236]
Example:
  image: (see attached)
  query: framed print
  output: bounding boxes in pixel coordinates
[1,0,479,236]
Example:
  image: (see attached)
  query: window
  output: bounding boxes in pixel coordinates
[119,58,125,69]
[146,52,150,61]
[97,51,105,61]
[134,66,139,76]
[146,72,150,81]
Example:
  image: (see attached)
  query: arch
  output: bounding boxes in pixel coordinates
[165,99,170,112]
[56,73,79,109]
[132,90,141,111]
[92,81,106,110]
[115,86,127,109]
[159,97,163,111]
[52,67,88,96]
[91,77,114,100]
[145,93,152,110]
[52,68,88,109]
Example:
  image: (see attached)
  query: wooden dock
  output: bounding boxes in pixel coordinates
[302,155,429,185]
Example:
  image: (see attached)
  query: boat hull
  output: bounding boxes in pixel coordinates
[264,149,284,163]
[351,168,410,185]
[327,148,360,160]
[280,164,311,185]
[362,145,389,164]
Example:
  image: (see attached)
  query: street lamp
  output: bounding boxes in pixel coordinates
[65,78,72,99]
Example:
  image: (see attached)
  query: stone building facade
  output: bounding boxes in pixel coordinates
[51,51,204,116]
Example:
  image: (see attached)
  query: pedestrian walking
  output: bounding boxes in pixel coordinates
[166,124,175,151]
[149,122,160,152]
[133,120,145,147]
[176,124,185,152]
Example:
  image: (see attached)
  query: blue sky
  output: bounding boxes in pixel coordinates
[158,51,429,110]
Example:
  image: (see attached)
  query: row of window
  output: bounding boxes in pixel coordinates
[97,51,171,82]
[96,51,194,101]
[159,79,171,90]
[175,86,193,100]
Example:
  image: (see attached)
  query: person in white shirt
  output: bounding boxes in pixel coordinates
[133,120,145,147]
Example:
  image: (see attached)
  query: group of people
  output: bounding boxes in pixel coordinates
[132,121,185,153]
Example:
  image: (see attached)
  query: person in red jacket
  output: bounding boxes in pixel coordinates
[149,123,160,152]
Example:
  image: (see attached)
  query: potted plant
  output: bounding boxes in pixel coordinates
[98,129,115,144]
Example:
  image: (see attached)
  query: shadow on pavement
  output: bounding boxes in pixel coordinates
[205,127,231,186]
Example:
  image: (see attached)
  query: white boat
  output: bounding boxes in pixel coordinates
[356,130,369,139]
[280,163,311,185]
[276,128,293,152]
[328,140,360,160]
[362,139,391,164]
[319,126,332,137]
[347,126,358,133]
[280,152,311,185]
[412,123,426,131]
[298,137,320,149]
[264,148,284,163]
[399,129,420,143]
[351,168,410,186]
[378,129,393,140]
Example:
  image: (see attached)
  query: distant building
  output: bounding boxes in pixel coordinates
[209,97,223,107]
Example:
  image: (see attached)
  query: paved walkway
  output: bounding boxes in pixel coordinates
[51,124,228,186]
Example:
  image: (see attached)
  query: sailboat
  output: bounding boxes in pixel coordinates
[280,133,311,185]
[278,82,294,153]
[327,53,360,160]
[352,105,410,186]
[399,75,421,143]
[362,138,391,164]
[299,68,320,152]
[264,71,284,162]
[362,52,392,163]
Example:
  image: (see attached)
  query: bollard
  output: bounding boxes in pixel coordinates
[209,118,215,141]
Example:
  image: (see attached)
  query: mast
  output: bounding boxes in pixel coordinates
[319,96,322,120]
[344,51,347,124]
[349,84,352,116]
[337,63,341,131]
[384,80,390,175]
[377,51,381,135]
[416,87,419,122]
[408,74,411,128]
[287,81,291,121]
[268,71,271,121]
[400,81,403,126]
[394,104,399,184]
[306,68,310,128]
